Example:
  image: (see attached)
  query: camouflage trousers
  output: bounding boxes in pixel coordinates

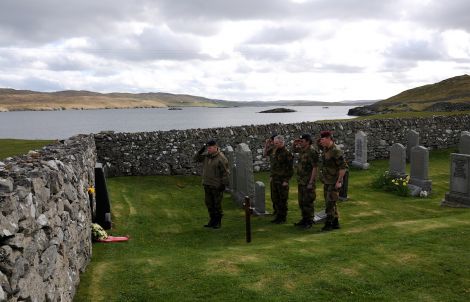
[298,184,316,220]
[270,180,289,219]
[323,184,339,223]
[204,185,223,217]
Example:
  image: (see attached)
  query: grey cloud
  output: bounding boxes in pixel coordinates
[0,76,63,92]
[83,27,209,62]
[412,1,470,31]
[0,0,150,45]
[246,26,311,44]
[384,39,446,61]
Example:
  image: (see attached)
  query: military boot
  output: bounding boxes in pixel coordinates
[212,215,222,229]
[332,217,340,229]
[204,215,215,228]
[294,218,307,227]
[321,221,333,232]
[302,219,314,229]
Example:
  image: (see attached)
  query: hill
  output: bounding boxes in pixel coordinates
[348,74,470,116]
[0,88,373,112]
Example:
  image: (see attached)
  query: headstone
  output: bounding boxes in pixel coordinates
[442,153,470,207]
[253,181,268,215]
[233,143,255,207]
[339,170,349,201]
[408,146,432,194]
[389,143,407,178]
[406,130,420,162]
[459,131,470,155]
[224,145,235,192]
[351,131,370,169]
[95,163,112,229]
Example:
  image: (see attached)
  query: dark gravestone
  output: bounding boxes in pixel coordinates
[406,130,420,162]
[339,170,349,201]
[459,131,470,155]
[442,153,470,207]
[389,143,407,178]
[95,163,112,229]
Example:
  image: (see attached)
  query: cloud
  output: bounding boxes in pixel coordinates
[246,25,311,44]
[236,45,290,61]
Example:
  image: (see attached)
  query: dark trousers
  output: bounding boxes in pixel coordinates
[323,184,339,223]
[270,180,289,219]
[204,185,223,217]
[298,184,315,220]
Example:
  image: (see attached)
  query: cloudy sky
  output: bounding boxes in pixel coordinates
[0,0,469,102]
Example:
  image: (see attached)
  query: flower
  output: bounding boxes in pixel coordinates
[87,187,95,194]
[92,223,108,240]
[420,191,428,198]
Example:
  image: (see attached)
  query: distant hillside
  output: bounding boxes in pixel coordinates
[0,88,372,111]
[0,89,226,111]
[348,75,470,116]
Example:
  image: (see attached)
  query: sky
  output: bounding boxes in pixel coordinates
[0,0,469,102]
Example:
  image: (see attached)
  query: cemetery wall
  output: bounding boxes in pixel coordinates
[94,114,470,177]
[0,135,96,302]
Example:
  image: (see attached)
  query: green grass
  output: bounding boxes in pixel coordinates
[0,139,54,159]
[75,148,470,302]
[354,111,470,120]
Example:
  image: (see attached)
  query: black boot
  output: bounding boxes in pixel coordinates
[301,219,314,229]
[204,215,215,228]
[321,221,333,232]
[294,218,307,227]
[332,217,340,229]
[212,215,222,229]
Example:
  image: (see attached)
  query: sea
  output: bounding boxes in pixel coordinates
[0,106,354,139]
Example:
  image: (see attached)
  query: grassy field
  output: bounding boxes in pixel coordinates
[74,148,470,302]
[0,139,54,159]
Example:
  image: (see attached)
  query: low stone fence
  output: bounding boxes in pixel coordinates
[0,135,96,302]
[95,114,470,177]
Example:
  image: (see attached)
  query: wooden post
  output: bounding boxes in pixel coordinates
[243,196,252,243]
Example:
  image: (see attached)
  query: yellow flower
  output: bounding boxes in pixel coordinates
[88,187,95,194]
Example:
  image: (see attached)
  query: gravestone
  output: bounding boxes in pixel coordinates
[406,130,420,162]
[351,131,370,169]
[408,146,432,194]
[339,170,349,201]
[233,143,254,207]
[95,163,112,229]
[232,143,267,215]
[224,145,235,192]
[254,181,268,215]
[442,153,470,207]
[389,143,407,178]
[459,131,470,155]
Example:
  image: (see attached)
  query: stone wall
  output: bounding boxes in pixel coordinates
[0,135,96,302]
[95,114,470,177]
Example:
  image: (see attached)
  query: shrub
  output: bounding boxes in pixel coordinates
[372,170,410,197]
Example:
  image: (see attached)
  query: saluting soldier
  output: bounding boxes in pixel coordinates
[193,139,229,229]
[264,135,294,224]
[318,131,348,231]
[292,134,319,229]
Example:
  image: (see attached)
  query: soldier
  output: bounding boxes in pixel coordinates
[264,135,294,224]
[318,131,348,231]
[193,139,229,229]
[292,134,319,229]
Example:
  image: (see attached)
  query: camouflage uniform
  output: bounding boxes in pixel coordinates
[319,143,348,227]
[267,146,294,221]
[295,146,319,223]
[193,150,229,224]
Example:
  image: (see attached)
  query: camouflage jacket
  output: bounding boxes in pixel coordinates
[295,146,319,185]
[319,143,348,184]
[267,146,294,182]
[193,150,230,187]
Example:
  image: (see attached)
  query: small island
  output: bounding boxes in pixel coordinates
[259,108,297,113]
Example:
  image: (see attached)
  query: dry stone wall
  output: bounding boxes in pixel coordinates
[0,135,96,302]
[95,114,470,177]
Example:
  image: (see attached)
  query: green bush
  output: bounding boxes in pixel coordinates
[371,170,410,196]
